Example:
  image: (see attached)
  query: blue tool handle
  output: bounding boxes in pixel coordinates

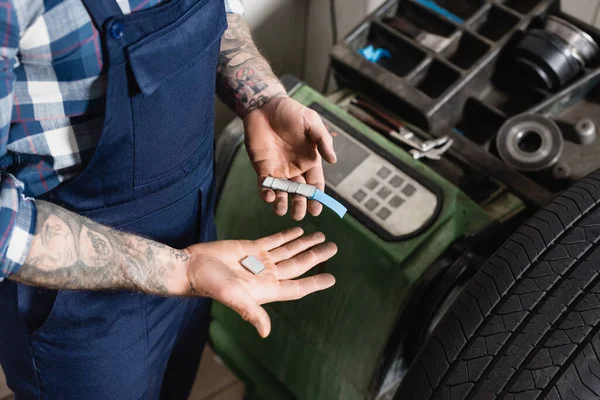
[414,0,464,24]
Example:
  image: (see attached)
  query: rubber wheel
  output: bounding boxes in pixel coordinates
[395,170,600,400]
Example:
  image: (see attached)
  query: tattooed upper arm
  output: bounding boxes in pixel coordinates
[216,14,286,117]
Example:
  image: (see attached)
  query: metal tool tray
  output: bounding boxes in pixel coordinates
[331,0,600,206]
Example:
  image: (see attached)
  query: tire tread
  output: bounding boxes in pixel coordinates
[395,171,600,400]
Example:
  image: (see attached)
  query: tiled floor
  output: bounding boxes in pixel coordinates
[0,347,244,400]
[0,366,10,400]
[189,347,245,400]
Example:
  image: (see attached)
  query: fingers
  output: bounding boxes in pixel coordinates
[305,166,325,217]
[273,188,288,216]
[269,231,326,263]
[255,227,304,251]
[257,175,276,204]
[271,274,336,302]
[257,174,290,217]
[220,285,272,338]
[304,110,337,164]
[276,242,337,280]
[290,176,308,221]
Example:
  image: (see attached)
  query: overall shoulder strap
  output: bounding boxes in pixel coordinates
[81,0,124,31]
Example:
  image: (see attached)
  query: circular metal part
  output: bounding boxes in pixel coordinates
[545,16,599,64]
[574,118,597,145]
[514,30,582,91]
[496,114,564,172]
[513,17,599,91]
[552,162,572,180]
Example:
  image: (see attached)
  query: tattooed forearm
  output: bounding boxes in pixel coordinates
[10,201,190,297]
[216,14,287,117]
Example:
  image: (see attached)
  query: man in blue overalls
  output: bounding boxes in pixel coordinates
[0,1,339,398]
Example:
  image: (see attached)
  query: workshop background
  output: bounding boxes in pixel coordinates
[0,0,597,399]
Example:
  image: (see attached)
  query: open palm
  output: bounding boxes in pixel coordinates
[186,227,337,337]
[243,96,337,220]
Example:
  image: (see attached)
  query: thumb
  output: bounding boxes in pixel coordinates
[221,285,272,338]
[305,109,337,164]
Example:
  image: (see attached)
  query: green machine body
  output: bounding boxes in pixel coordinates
[210,77,524,400]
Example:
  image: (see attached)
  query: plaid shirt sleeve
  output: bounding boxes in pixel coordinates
[224,0,244,14]
[0,1,36,282]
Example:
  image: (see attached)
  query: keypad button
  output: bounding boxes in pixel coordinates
[390,175,405,188]
[365,178,379,190]
[389,195,405,208]
[377,186,392,200]
[377,207,392,220]
[402,184,416,197]
[365,198,379,211]
[353,189,367,202]
[377,167,391,179]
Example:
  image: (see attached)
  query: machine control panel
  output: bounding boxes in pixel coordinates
[311,104,441,240]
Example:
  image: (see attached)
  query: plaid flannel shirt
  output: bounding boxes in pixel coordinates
[0,0,243,281]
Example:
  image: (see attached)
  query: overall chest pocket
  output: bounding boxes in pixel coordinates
[127,0,227,188]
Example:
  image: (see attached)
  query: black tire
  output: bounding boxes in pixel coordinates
[395,170,600,400]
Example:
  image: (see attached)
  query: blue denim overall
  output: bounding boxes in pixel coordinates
[0,0,226,398]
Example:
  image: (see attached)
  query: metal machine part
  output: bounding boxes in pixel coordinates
[390,128,450,153]
[552,161,572,180]
[545,16,599,65]
[574,118,597,145]
[409,138,454,160]
[514,16,600,91]
[496,114,564,172]
[514,30,582,91]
